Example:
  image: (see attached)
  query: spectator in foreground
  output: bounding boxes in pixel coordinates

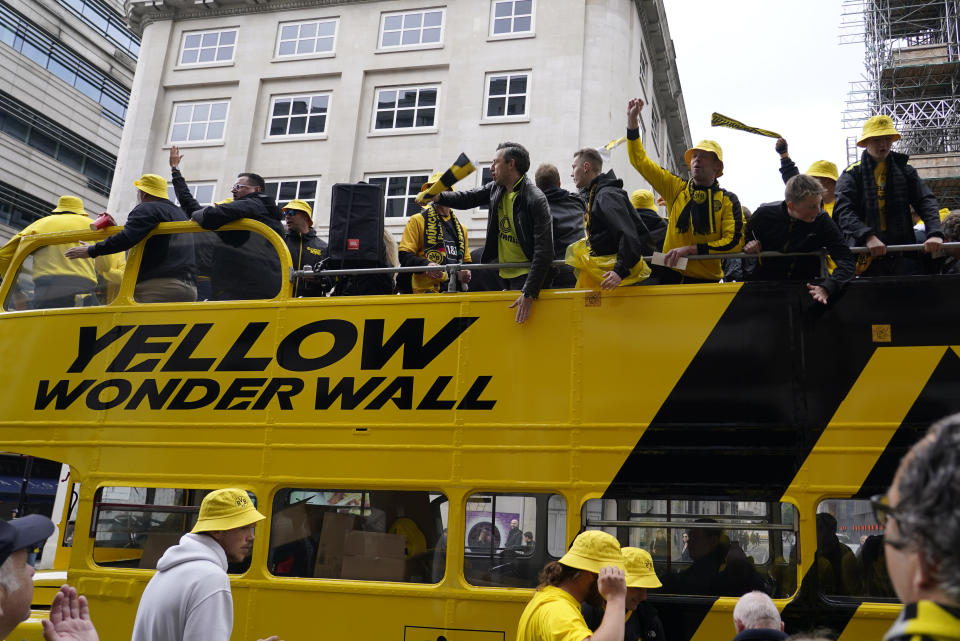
[874,414,960,641]
[732,591,787,641]
[516,530,626,641]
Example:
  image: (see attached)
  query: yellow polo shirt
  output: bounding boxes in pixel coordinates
[516,586,593,641]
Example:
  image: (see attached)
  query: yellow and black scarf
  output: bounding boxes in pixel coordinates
[422,205,466,265]
[677,180,723,235]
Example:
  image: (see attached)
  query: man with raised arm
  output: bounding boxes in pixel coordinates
[875,414,960,641]
[431,142,553,323]
[744,174,855,304]
[774,138,840,222]
[626,98,744,283]
[516,530,627,641]
[833,115,943,275]
[64,175,196,303]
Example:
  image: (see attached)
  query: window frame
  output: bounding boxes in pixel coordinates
[376,7,446,52]
[167,99,230,147]
[176,28,239,68]
[264,177,320,213]
[265,92,332,142]
[369,85,440,136]
[274,17,339,60]
[167,182,216,208]
[481,70,531,123]
[488,0,535,40]
[364,173,431,219]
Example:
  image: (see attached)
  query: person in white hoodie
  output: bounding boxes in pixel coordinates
[131,488,271,641]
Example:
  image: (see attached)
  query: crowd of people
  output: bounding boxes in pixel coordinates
[0,414,954,641]
[1,98,958,320]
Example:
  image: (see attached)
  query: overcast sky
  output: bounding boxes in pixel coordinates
[660,0,867,211]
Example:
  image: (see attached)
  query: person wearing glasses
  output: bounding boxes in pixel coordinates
[168,147,284,300]
[871,414,960,641]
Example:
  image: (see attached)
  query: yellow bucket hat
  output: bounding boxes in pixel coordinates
[191,489,265,533]
[806,160,839,183]
[282,199,314,225]
[622,547,662,588]
[857,115,901,146]
[630,189,656,210]
[420,171,455,194]
[684,140,724,177]
[51,195,87,216]
[559,530,625,573]
[940,207,950,221]
[134,174,170,199]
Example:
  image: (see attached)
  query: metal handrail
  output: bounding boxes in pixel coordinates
[291,241,960,292]
[584,519,797,532]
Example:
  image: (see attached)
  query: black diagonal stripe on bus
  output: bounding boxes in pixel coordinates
[855,348,960,499]
[645,597,716,641]
[605,276,960,500]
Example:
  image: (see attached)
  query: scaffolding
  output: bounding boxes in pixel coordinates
[842,0,960,209]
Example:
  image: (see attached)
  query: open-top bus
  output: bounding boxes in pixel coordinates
[2,219,958,641]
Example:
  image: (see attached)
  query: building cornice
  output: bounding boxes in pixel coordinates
[635,0,692,174]
[124,0,376,34]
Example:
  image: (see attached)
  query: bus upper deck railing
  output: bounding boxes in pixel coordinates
[293,242,960,292]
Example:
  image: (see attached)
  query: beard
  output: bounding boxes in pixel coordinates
[583,576,605,609]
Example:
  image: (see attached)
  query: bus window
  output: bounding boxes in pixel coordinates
[2,240,124,311]
[464,492,566,589]
[816,499,896,600]
[269,488,447,584]
[145,229,281,302]
[91,487,253,573]
[583,498,798,598]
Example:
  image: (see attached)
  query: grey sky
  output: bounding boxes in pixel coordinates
[659,0,866,210]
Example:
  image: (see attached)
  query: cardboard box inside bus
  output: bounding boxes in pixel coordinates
[343,530,405,558]
[313,512,357,578]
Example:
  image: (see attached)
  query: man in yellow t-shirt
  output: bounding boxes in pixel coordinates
[516,530,627,641]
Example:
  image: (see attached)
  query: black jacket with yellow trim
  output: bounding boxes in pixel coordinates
[626,129,744,281]
[436,175,553,299]
[285,228,328,297]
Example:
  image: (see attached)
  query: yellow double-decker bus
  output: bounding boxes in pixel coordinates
[1,219,958,641]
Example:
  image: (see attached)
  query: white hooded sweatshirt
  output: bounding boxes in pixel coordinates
[131,533,233,641]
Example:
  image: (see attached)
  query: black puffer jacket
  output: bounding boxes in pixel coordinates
[193,192,285,301]
[584,170,649,278]
[87,199,195,283]
[541,186,585,259]
[437,175,554,298]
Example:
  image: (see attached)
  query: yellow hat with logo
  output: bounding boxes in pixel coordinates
[857,115,901,146]
[622,547,662,588]
[191,489,265,533]
[806,160,839,183]
[420,171,455,194]
[133,174,170,199]
[558,530,625,573]
[51,195,88,216]
[631,189,656,210]
[282,199,313,225]
[684,140,724,177]
[940,208,951,221]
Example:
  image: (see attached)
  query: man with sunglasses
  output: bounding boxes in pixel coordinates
[871,414,960,641]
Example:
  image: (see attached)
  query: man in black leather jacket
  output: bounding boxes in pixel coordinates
[432,142,553,323]
[534,162,585,288]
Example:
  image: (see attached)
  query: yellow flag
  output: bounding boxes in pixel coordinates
[711,112,782,139]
